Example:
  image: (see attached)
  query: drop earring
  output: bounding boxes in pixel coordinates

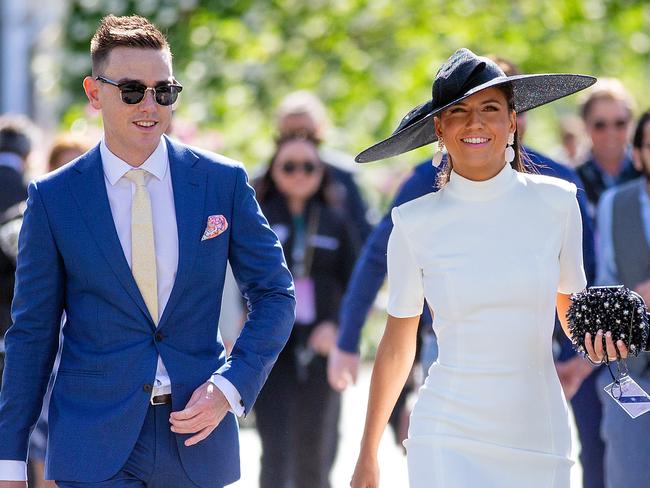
[432,137,444,166]
[505,132,515,164]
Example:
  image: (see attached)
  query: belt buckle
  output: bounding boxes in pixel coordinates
[150,393,171,406]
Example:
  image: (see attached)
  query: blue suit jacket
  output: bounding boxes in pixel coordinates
[0,137,295,487]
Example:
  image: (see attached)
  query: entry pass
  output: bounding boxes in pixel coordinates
[604,375,650,419]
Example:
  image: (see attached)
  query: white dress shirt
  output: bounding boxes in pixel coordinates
[0,138,242,481]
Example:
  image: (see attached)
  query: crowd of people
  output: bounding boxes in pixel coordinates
[0,13,648,488]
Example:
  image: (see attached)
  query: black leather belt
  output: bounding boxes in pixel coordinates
[151,393,172,406]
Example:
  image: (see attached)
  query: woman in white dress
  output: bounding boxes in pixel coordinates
[350,49,629,488]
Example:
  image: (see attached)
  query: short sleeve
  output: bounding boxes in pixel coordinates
[386,207,425,317]
[558,187,588,294]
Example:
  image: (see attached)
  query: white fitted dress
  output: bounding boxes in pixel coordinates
[387,164,586,488]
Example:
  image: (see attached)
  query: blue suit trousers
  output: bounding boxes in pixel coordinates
[55,405,210,488]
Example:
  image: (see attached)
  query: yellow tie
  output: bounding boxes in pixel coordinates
[124,169,158,324]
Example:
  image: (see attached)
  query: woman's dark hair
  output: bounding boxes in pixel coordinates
[633,110,650,149]
[435,83,527,187]
[254,134,335,206]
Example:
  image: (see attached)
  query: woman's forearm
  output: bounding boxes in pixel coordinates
[556,292,573,338]
[358,314,420,456]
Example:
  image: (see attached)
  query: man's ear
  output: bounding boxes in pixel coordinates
[83,76,102,110]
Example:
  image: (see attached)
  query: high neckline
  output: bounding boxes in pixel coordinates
[446,163,517,201]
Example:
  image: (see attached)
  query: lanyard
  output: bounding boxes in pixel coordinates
[291,205,321,278]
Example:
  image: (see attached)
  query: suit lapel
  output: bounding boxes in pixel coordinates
[69,145,154,325]
[158,137,206,329]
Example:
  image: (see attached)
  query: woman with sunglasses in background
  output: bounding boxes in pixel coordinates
[253,134,359,488]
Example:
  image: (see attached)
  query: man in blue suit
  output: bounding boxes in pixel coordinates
[0,15,294,488]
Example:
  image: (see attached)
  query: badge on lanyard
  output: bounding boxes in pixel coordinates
[294,276,316,325]
[603,360,650,419]
[291,207,320,326]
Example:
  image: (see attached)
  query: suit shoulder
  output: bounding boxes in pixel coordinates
[32,154,84,192]
[184,144,244,172]
[598,177,642,213]
[605,176,643,199]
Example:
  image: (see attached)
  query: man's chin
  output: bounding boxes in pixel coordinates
[134,131,164,148]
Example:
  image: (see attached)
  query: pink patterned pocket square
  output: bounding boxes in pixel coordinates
[201,215,228,241]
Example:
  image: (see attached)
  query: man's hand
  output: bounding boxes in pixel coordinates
[555,356,592,400]
[635,279,650,305]
[0,482,27,488]
[327,345,360,392]
[169,382,229,447]
[308,321,338,357]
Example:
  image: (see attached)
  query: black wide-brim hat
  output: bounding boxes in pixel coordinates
[356,48,596,163]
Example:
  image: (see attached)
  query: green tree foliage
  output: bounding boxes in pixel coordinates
[61,0,650,166]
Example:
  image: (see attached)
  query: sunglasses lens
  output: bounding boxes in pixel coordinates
[117,82,180,106]
[593,119,629,130]
[155,86,179,106]
[282,162,296,174]
[281,161,319,175]
[120,83,146,104]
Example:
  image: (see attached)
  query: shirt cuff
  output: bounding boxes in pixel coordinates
[0,460,27,481]
[209,374,245,417]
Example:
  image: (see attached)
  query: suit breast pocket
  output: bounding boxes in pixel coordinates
[56,369,105,377]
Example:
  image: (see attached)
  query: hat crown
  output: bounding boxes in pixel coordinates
[432,48,506,108]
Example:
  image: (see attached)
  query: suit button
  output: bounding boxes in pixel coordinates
[155,332,163,342]
[143,383,153,392]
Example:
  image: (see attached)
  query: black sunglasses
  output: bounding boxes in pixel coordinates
[280,160,319,175]
[95,76,183,106]
[592,118,628,131]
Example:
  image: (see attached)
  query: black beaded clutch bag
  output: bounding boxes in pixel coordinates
[567,286,650,358]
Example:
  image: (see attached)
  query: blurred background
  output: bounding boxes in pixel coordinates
[2,2,650,486]
[3,0,650,174]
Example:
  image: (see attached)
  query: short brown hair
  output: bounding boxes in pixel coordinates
[90,15,170,74]
[579,78,635,121]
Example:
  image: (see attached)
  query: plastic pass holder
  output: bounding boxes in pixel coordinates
[604,371,650,419]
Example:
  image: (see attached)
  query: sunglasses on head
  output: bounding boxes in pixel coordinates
[592,118,628,131]
[95,76,183,106]
[280,160,319,175]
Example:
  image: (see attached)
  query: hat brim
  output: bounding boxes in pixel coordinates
[355,74,596,163]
